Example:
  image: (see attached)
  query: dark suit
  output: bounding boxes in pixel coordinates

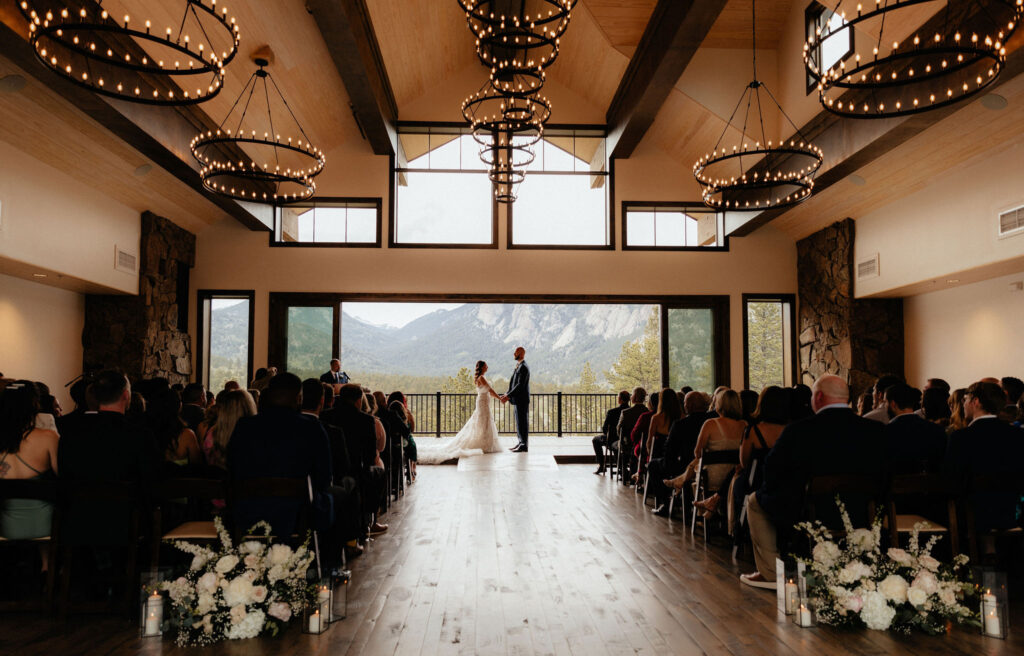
[180,403,206,434]
[592,403,628,466]
[311,415,361,554]
[322,403,386,526]
[616,404,647,482]
[945,417,1024,530]
[227,408,333,539]
[507,361,531,449]
[648,411,714,508]
[319,370,349,386]
[884,413,946,473]
[756,406,884,530]
[57,411,161,545]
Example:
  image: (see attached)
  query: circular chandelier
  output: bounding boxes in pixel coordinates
[191,53,324,203]
[459,0,577,76]
[693,0,823,211]
[806,0,1023,118]
[19,0,239,106]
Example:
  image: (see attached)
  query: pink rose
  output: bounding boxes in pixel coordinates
[268,601,292,622]
[252,585,268,603]
[845,595,864,613]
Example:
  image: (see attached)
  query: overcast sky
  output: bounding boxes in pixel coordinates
[344,302,465,328]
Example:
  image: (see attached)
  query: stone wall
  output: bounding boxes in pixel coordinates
[797,218,904,398]
[83,212,195,384]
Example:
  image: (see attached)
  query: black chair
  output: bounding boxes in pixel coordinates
[690,449,740,539]
[0,478,60,613]
[802,473,883,535]
[229,477,321,578]
[963,473,1024,564]
[57,480,142,622]
[150,477,228,569]
[886,473,959,555]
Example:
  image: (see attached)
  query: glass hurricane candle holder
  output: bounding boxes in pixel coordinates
[330,569,351,622]
[302,606,329,635]
[976,570,1008,639]
[775,558,805,615]
[139,587,166,638]
[792,597,817,628]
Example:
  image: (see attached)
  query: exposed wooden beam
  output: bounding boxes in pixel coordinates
[605,0,728,160]
[728,9,1024,237]
[308,0,398,157]
[0,5,269,231]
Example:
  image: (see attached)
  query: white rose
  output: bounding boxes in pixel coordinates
[240,541,265,555]
[848,528,875,553]
[252,585,268,603]
[224,576,255,608]
[229,604,247,625]
[226,609,266,640]
[215,555,240,574]
[878,575,909,604]
[887,548,913,566]
[838,561,873,584]
[197,571,218,595]
[859,591,896,631]
[911,571,939,595]
[268,601,292,622]
[268,544,293,566]
[267,565,286,583]
[919,555,940,572]
[190,554,209,571]
[243,554,262,570]
[813,541,841,568]
[907,587,928,607]
[937,585,956,606]
[196,592,216,615]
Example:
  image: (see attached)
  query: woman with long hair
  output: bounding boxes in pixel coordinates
[0,381,59,543]
[201,390,257,469]
[948,388,968,434]
[387,391,417,481]
[664,388,745,492]
[146,388,202,467]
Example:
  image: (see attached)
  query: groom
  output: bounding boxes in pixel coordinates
[500,346,530,452]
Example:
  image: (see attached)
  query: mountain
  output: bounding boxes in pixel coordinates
[339,303,654,385]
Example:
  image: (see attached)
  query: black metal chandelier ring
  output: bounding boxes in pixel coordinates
[460,0,577,72]
[191,132,325,203]
[20,0,239,105]
[694,142,823,211]
[488,66,546,96]
[700,176,816,211]
[462,87,551,132]
[693,143,824,187]
[478,141,537,169]
[199,170,316,203]
[806,0,1021,118]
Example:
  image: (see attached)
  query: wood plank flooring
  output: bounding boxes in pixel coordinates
[1,457,1020,655]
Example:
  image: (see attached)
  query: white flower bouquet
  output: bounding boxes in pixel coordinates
[161,517,317,646]
[796,498,980,634]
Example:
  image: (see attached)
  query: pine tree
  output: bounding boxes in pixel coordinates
[746,301,784,391]
[604,308,661,392]
[577,361,600,392]
[441,367,476,393]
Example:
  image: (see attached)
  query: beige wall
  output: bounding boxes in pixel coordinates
[0,140,140,294]
[855,140,1024,297]
[0,272,85,409]
[904,270,1024,389]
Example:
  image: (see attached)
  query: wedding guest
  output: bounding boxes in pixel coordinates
[387,392,416,482]
[883,383,946,473]
[180,383,207,434]
[946,381,1024,532]
[664,389,744,493]
[148,388,202,468]
[630,392,660,485]
[247,388,260,407]
[58,369,161,544]
[649,391,713,513]
[593,390,630,475]
[863,374,905,423]
[250,367,277,393]
[320,359,350,387]
[250,368,268,389]
[322,383,335,412]
[227,373,333,539]
[790,384,813,420]
[999,376,1023,422]
[0,380,59,541]
[223,381,241,392]
[948,388,968,434]
[126,392,148,428]
[201,389,256,469]
[920,387,951,428]
[643,389,682,516]
[739,374,883,589]
[855,392,873,416]
[616,388,647,484]
[739,389,759,422]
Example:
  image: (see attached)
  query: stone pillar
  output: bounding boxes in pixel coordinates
[797,218,903,398]
[82,212,196,384]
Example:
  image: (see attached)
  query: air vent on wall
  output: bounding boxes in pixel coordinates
[114,246,138,274]
[856,253,880,281]
[998,205,1024,238]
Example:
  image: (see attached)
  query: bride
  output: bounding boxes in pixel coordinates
[417,361,503,464]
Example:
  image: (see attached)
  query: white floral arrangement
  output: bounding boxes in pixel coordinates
[161,517,317,646]
[797,498,979,634]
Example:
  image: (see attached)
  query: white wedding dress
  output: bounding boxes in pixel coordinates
[417,382,503,464]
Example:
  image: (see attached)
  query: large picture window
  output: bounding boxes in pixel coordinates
[273,198,381,246]
[392,125,497,247]
[197,290,254,393]
[622,202,726,250]
[508,129,611,248]
[805,1,854,93]
[742,294,796,391]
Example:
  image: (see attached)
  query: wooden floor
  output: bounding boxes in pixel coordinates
[2,455,1020,655]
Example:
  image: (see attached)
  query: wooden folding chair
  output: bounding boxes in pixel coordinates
[690,449,740,539]
[151,477,227,569]
[886,473,959,555]
[803,473,883,538]
[963,473,1024,564]
[0,478,60,613]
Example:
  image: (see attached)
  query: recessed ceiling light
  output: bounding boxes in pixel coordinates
[0,75,26,93]
[33,273,47,278]
[848,174,867,186]
[946,279,960,283]
[980,93,1008,111]
[134,164,153,177]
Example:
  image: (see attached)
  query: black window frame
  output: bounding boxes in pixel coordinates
[741,293,798,390]
[661,298,732,391]
[621,201,730,251]
[506,125,614,251]
[270,197,383,248]
[389,122,500,250]
[805,1,855,95]
[196,289,256,390]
